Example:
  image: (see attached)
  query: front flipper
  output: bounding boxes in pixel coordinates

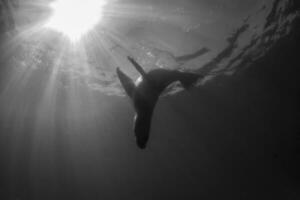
[116,67,136,98]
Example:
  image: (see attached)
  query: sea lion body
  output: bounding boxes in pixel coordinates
[117,57,202,149]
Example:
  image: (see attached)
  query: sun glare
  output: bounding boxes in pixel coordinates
[46,0,106,42]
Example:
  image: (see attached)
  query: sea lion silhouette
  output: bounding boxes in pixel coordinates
[117,56,203,149]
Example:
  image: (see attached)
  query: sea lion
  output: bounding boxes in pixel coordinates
[117,56,203,149]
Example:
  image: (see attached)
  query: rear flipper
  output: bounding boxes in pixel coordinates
[116,67,136,98]
[178,72,203,90]
[127,56,147,78]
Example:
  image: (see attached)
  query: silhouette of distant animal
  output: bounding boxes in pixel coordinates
[117,56,203,149]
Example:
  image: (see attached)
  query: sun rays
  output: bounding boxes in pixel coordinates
[45,0,107,42]
[0,0,213,123]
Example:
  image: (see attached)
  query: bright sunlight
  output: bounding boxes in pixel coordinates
[46,0,106,42]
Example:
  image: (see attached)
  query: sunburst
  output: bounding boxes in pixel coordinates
[45,0,106,42]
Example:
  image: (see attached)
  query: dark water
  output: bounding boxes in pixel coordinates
[0,0,299,199]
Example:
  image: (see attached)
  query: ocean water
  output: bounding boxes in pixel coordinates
[0,0,299,199]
